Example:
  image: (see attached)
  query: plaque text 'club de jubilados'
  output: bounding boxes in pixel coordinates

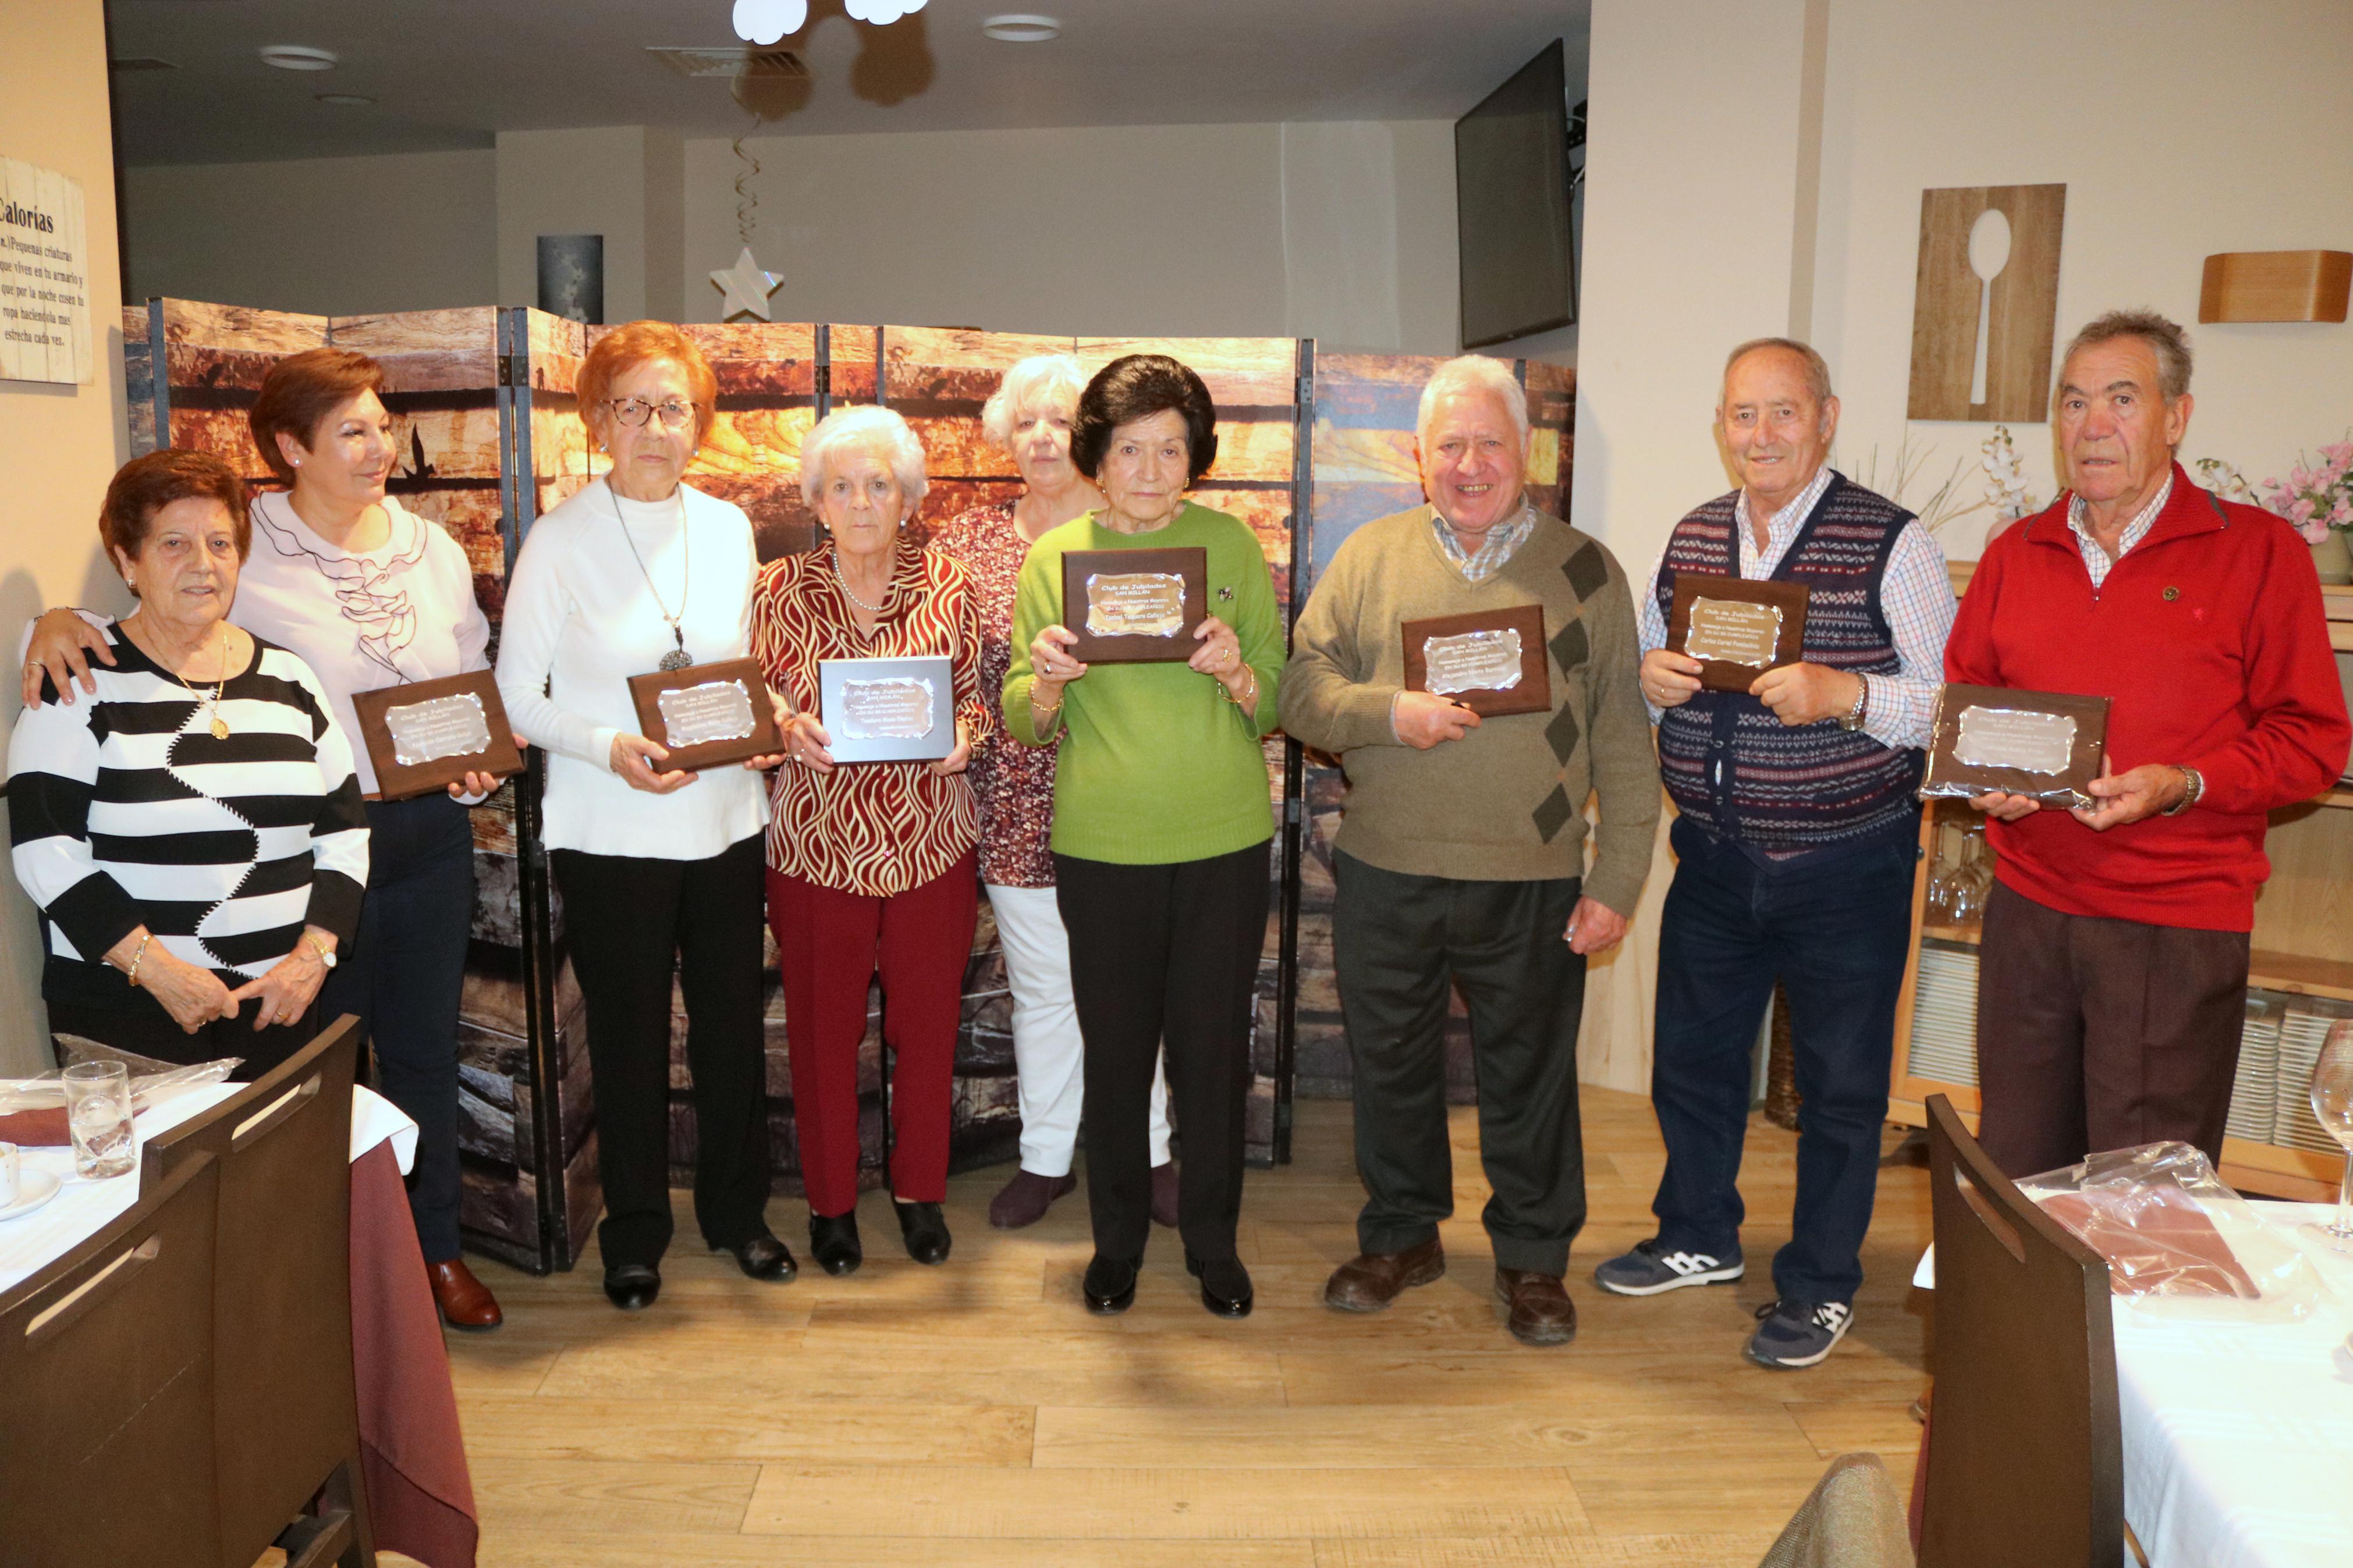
[1665,573,1810,692]
[1919,682,2110,806]
[1060,546,1209,664]
[818,655,957,764]
[626,656,783,774]
[349,669,525,801]
[1400,603,1552,717]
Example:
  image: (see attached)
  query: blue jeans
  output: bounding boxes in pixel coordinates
[1649,815,1916,1303]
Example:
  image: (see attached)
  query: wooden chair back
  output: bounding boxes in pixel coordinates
[0,1153,223,1568]
[1920,1093,2123,1567]
[141,1015,374,1568]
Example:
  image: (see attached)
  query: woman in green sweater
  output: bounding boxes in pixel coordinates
[1003,354,1282,1318]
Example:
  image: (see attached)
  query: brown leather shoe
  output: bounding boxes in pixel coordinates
[428,1258,503,1332]
[1323,1237,1446,1312]
[989,1169,1077,1229]
[1494,1267,1576,1346]
[1150,1161,1180,1228]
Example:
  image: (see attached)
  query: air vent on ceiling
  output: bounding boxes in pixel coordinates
[645,46,809,80]
[109,58,179,73]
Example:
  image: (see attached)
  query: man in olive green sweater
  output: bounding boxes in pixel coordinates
[1280,354,1659,1346]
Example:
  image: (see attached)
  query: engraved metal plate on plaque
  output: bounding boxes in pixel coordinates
[382,691,494,768]
[1422,628,1525,696]
[1083,572,1188,638]
[1684,597,1786,669]
[1953,706,2078,776]
[656,680,758,747]
[837,677,937,742]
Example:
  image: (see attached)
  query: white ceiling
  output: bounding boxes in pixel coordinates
[107,0,1592,167]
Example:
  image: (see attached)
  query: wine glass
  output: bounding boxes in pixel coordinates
[2307,1021,2353,1253]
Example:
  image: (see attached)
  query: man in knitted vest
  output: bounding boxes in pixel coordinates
[1593,339,1956,1370]
[1282,354,1659,1348]
[1952,311,2349,1177]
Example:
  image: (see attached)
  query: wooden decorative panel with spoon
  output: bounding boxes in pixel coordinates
[1906,183,2067,423]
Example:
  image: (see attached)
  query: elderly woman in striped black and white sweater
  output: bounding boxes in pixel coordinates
[7,450,370,1081]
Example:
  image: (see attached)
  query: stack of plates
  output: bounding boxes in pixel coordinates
[2225,995,2283,1143]
[2272,1001,2353,1156]
[1907,939,1981,1088]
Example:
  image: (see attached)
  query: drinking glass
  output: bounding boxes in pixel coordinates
[62,1059,136,1180]
[0,1140,20,1207]
[2307,1021,2353,1253]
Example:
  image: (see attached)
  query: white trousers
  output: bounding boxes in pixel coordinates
[986,882,1171,1176]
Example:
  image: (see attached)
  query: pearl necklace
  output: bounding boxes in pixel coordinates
[833,556,890,615]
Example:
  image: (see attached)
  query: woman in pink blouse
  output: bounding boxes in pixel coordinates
[929,355,1175,1231]
[755,406,989,1276]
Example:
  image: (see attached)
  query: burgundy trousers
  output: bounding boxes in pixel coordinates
[769,852,978,1217]
[1974,881,2250,1179]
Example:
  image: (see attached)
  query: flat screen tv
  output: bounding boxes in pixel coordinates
[1455,40,1578,349]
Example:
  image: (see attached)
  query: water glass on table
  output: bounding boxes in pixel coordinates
[2309,1020,2353,1254]
[0,1140,19,1207]
[62,1059,136,1180]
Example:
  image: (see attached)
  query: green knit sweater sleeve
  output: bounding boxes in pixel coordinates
[1226,518,1285,740]
[1278,529,1404,753]
[1003,536,1060,748]
[1577,547,1663,918]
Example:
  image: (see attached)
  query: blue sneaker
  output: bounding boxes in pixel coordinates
[1746,1297,1854,1368]
[1592,1238,1745,1296]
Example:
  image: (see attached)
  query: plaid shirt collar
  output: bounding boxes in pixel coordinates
[1731,465,1836,567]
[1429,500,1538,584]
[2067,473,2174,566]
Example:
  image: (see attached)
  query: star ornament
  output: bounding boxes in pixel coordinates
[711,246,784,321]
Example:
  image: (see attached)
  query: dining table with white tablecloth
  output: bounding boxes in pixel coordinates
[1914,1202,2353,1567]
[0,1080,478,1568]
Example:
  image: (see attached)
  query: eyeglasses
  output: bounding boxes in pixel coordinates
[604,397,699,430]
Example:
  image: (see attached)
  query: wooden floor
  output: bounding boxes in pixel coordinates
[436,1087,1932,1567]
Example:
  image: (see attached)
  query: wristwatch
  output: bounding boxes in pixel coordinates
[1836,676,1870,733]
[305,932,339,969]
[2162,766,2204,817]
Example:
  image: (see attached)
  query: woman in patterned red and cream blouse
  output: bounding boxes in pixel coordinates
[754,405,991,1278]
[931,355,1176,1233]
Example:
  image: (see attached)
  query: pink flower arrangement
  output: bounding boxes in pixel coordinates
[2264,438,2353,544]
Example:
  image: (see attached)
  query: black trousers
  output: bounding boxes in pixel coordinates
[1330,850,1589,1276]
[1055,840,1270,1267]
[551,833,773,1270]
[1975,881,2251,1178]
[317,794,475,1264]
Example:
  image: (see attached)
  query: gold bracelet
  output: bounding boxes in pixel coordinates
[123,932,154,990]
[1220,667,1257,709]
[1031,685,1062,716]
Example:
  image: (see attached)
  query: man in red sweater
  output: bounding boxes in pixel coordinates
[1947,309,2350,1177]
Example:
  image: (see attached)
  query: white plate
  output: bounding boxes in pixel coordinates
[0,1169,63,1222]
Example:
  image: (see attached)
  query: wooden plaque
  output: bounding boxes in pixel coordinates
[626,656,782,774]
[1401,604,1550,718]
[349,669,524,802]
[1905,183,2067,422]
[1920,683,2109,805]
[819,655,956,764]
[1666,574,1809,692]
[1061,546,1209,664]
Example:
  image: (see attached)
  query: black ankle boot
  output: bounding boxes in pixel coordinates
[810,1210,863,1276]
[893,1200,952,1265]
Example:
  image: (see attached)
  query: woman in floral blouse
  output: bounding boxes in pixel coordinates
[754,406,989,1277]
[931,355,1176,1231]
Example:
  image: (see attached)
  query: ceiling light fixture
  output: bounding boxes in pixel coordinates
[982,14,1060,42]
[845,0,929,22]
[258,45,339,72]
[731,0,808,45]
[315,94,376,107]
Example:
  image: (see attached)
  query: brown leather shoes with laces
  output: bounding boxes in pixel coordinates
[1493,1267,1577,1346]
[428,1257,503,1331]
[1322,1236,1446,1312]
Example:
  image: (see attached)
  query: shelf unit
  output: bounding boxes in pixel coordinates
[1886,575,2353,1202]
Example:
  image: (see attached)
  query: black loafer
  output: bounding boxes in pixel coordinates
[1188,1253,1254,1318]
[718,1231,797,1282]
[893,1200,953,1266]
[810,1211,863,1276]
[1083,1253,1139,1314]
[602,1263,661,1311]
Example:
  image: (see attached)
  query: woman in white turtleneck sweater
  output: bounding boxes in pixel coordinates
[494,321,792,1312]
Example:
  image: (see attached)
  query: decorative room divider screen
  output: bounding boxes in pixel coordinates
[123,299,1572,1272]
